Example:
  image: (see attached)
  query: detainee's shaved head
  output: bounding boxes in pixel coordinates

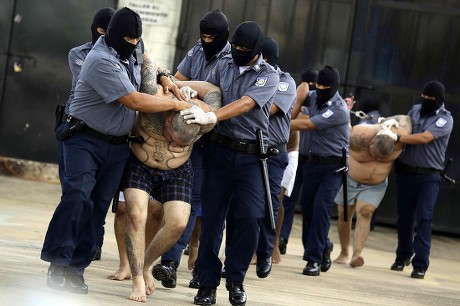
[370,134,395,159]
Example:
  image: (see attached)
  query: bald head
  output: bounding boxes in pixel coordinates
[371,133,395,159]
[163,111,201,147]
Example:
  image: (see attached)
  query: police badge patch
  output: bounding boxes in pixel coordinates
[322,109,334,118]
[436,118,447,127]
[255,77,268,87]
[75,59,84,66]
[278,82,289,91]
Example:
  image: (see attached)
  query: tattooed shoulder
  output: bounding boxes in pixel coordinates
[350,133,370,151]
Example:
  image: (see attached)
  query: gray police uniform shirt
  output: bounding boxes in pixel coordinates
[65,42,92,113]
[206,54,279,142]
[299,91,315,156]
[69,36,141,136]
[399,104,453,170]
[177,40,231,81]
[268,67,296,146]
[309,91,350,157]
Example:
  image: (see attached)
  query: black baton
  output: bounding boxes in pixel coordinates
[257,129,276,232]
[441,158,455,185]
[335,147,348,222]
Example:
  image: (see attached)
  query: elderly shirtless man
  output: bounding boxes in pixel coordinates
[122,54,221,302]
[333,115,412,267]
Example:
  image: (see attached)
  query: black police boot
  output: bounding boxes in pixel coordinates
[321,242,334,272]
[279,237,287,255]
[65,273,88,294]
[256,257,272,278]
[303,261,320,276]
[226,280,247,306]
[194,287,217,305]
[189,268,200,289]
[46,264,66,290]
[410,267,426,279]
[390,258,411,271]
[152,261,177,288]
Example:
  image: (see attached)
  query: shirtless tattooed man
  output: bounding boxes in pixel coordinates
[122,53,221,302]
[333,115,412,267]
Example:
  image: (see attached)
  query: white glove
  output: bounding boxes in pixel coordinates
[179,86,198,101]
[180,105,217,125]
[377,117,386,124]
[377,128,398,142]
[380,118,399,129]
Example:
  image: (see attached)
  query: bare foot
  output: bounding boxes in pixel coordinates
[188,245,198,270]
[272,247,282,264]
[350,255,364,268]
[143,270,156,295]
[129,275,147,302]
[250,253,257,265]
[108,267,132,281]
[333,253,349,264]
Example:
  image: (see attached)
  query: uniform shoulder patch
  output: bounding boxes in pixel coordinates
[255,77,268,87]
[278,82,289,92]
[322,109,334,118]
[75,59,84,66]
[436,117,447,127]
[188,49,194,56]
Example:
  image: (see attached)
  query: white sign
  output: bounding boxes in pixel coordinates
[128,1,169,25]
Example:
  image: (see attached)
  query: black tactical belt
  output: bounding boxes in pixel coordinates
[210,132,260,154]
[64,115,128,145]
[270,143,287,153]
[308,153,342,165]
[396,160,441,175]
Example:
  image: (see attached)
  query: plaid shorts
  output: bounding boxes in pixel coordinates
[122,154,193,204]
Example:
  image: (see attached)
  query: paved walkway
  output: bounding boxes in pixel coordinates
[0,174,459,306]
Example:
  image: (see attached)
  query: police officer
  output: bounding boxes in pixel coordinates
[290,65,350,276]
[389,81,453,279]
[41,7,190,294]
[152,9,231,289]
[181,21,279,306]
[54,7,116,262]
[254,36,296,278]
[56,7,115,181]
[279,67,318,255]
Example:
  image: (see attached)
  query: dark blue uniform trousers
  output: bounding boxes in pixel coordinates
[161,138,205,263]
[41,131,129,275]
[256,151,288,260]
[197,142,265,287]
[301,161,341,263]
[225,151,288,263]
[280,155,307,242]
[396,172,440,271]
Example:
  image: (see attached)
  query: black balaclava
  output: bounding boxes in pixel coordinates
[420,81,445,116]
[200,9,229,61]
[316,65,340,108]
[91,7,116,45]
[106,7,142,61]
[261,37,279,68]
[301,67,318,90]
[230,21,264,66]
